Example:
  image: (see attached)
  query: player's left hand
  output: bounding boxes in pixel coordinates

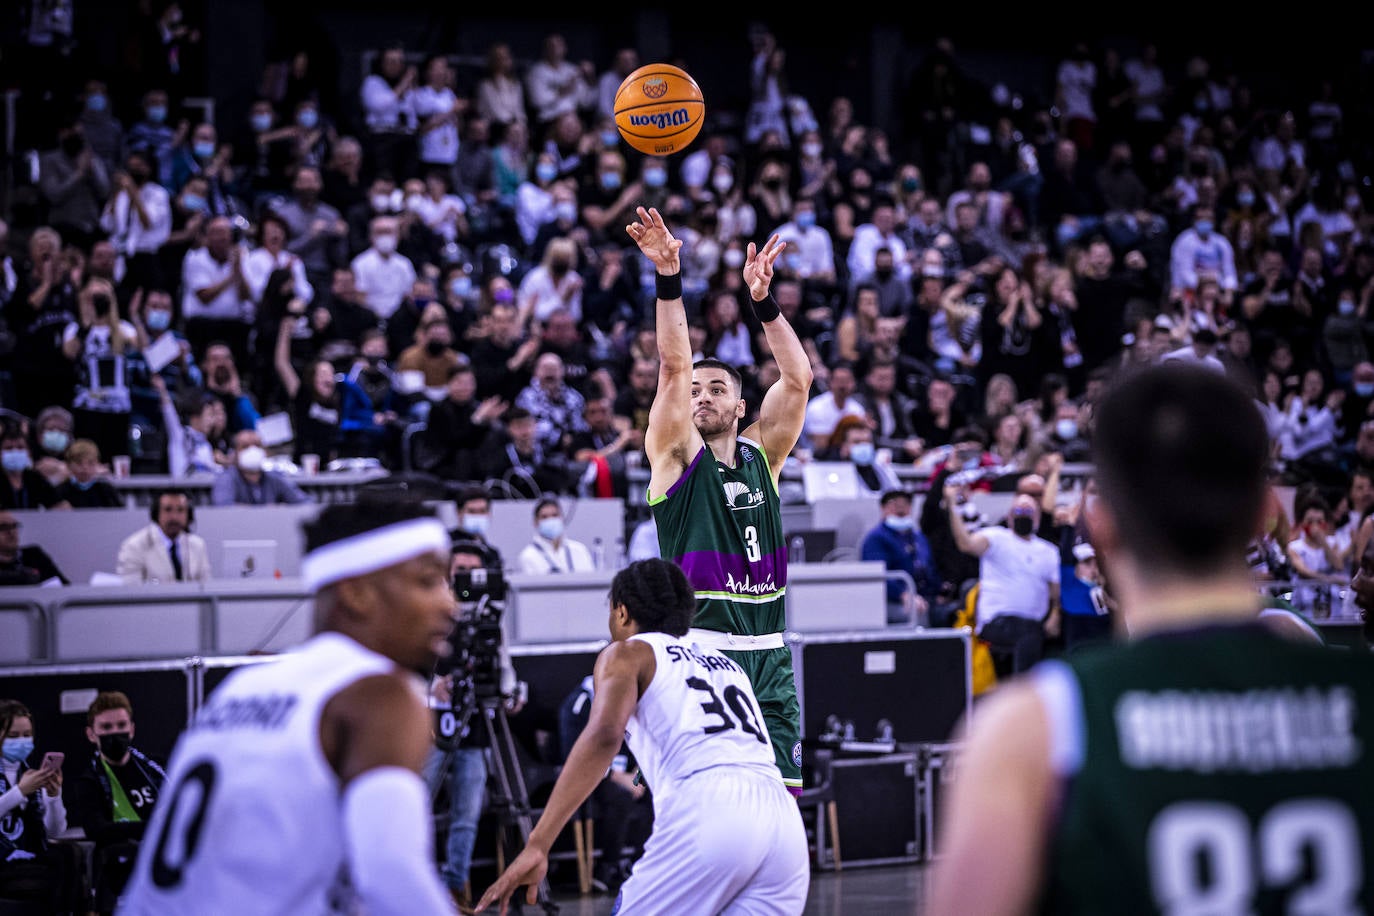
[474,846,550,915]
[743,233,786,300]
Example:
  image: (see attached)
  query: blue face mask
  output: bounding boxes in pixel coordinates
[297,110,319,130]
[146,105,167,124]
[537,518,564,541]
[2,449,32,473]
[1195,220,1213,236]
[536,163,558,183]
[146,310,172,332]
[449,277,473,299]
[1355,382,1374,398]
[850,442,875,466]
[193,141,216,160]
[182,194,207,212]
[251,113,273,132]
[600,172,622,192]
[461,515,489,537]
[796,211,816,229]
[600,130,619,147]
[86,94,108,113]
[555,202,578,223]
[1236,191,1255,208]
[2,737,33,763]
[884,515,915,532]
[643,169,667,188]
[41,430,70,454]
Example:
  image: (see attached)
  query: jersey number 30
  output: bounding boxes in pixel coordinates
[687,676,768,743]
[1149,798,1362,915]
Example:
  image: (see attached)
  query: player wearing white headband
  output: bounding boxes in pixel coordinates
[119,500,459,915]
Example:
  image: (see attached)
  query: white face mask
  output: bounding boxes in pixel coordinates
[237,445,266,472]
[712,173,733,193]
[374,234,398,254]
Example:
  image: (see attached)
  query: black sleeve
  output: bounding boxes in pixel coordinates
[67,768,139,847]
[22,547,68,585]
[26,471,61,508]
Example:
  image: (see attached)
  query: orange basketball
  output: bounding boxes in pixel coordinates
[613,63,705,157]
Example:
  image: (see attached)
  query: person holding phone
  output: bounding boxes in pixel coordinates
[0,699,81,913]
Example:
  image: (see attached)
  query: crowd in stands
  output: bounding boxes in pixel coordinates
[2,11,1374,615]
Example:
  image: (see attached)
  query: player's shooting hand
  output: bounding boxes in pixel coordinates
[625,207,682,273]
[743,233,786,300]
[474,845,550,915]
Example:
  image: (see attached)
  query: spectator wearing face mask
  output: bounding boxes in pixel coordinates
[0,421,71,510]
[517,235,583,326]
[31,406,75,487]
[770,197,837,285]
[862,489,941,625]
[517,497,595,574]
[945,485,1061,676]
[350,215,416,321]
[210,429,309,506]
[54,438,122,508]
[128,287,203,428]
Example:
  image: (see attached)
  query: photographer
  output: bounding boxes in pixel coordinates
[424,537,523,914]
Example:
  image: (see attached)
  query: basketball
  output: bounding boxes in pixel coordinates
[613,63,705,157]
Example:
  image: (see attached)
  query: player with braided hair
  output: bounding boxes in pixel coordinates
[477,558,809,915]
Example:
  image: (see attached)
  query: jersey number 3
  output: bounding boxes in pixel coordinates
[1149,798,1362,915]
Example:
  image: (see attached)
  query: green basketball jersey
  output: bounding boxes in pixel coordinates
[648,437,786,635]
[1036,624,1374,915]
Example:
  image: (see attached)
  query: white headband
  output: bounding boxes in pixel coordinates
[301,518,451,591]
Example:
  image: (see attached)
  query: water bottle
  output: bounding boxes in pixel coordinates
[592,537,606,571]
[789,535,806,564]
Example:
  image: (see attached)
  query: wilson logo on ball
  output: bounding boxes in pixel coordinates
[627,107,693,129]
[643,77,669,99]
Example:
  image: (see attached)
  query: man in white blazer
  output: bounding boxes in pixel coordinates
[116,488,211,584]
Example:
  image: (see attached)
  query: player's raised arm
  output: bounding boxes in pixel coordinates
[741,234,813,483]
[628,206,702,499]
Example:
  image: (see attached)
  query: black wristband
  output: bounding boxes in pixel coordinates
[655,271,683,301]
[750,292,781,323]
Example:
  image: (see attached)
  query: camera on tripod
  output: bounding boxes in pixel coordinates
[434,565,508,750]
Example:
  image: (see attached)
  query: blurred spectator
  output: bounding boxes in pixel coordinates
[273,316,373,465]
[99,151,172,294]
[409,170,469,246]
[771,196,837,286]
[411,54,464,176]
[30,406,74,486]
[910,375,969,450]
[418,364,506,482]
[152,377,222,476]
[61,276,139,462]
[525,33,594,133]
[123,88,178,188]
[861,489,940,625]
[40,118,111,250]
[116,487,209,583]
[470,299,539,404]
[209,428,309,506]
[1040,138,1105,256]
[77,79,124,175]
[54,438,122,508]
[1055,41,1098,153]
[359,42,419,182]
[517,496,595,573]
[0,699,75,911]
[320,136,368,215]
[1168,204,1239,302]
[168,121,237,203]
[514,352,588,455]
[1057,540,1114,653]
[350,215,416,322]
[179,215,254,367]
[0,420,70,510]
[475,41,527,130]
[475,405,573,496]
[819,415,903,495]
[803,360,866,450]
[395,302,463,399]
[270,165,348,292]
[199,342,260,436]
[858,357,922,463]
[0,509,69,585]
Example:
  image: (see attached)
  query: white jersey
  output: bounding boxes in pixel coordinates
[118,632,412,916]
[624,632,780,806]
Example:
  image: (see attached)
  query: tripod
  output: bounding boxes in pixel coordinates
[433,685,559,915]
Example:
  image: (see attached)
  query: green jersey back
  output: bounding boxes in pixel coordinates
[649,437,786,635]
[1037,624,1374,915]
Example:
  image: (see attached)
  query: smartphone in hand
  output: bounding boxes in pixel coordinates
[40,751,63,772]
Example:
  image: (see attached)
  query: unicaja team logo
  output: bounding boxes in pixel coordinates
[792,741,803,768]
[723,481,765,511]
[642,76,669,99]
